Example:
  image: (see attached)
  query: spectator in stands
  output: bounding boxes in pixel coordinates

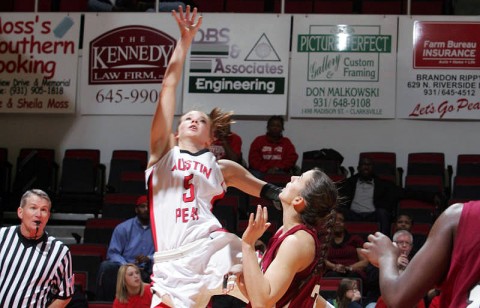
[248,115,299,179]
[324,211,368,283]
[393,213,427,256]
[364,229,420,308]
[209,123,244,164]
[0,189,74,307]
[392,229,414,273]
[96,195,154,301]
[113,263,152,308]
[328,278,362,308]
[339,157,441,236]
[361,201,480,307]
[374,230,426,308]
[338,157,396,236]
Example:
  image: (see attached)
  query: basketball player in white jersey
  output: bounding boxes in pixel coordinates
[146,6,282,308]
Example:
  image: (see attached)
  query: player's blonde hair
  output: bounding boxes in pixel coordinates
[209,107,234,137]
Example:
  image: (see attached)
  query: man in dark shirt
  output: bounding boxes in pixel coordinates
[339,157,397,235]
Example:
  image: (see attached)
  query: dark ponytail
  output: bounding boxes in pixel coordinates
[299,168,338,275]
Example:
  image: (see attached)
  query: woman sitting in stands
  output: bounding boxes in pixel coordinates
[113,263,152,308]
[329,278,362,308]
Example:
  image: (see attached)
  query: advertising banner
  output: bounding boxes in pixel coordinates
[183,13,290,116]
[290,15,398,118]
[0,13,81,114]
[397,16,480,119]
[80,13,180,115]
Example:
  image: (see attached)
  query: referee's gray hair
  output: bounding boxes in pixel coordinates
[20,189,52,209]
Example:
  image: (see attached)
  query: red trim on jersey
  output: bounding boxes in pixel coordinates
[147,168,159,251]
[209,187,225,211]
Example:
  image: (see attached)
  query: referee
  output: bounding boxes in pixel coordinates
[0,189,74,307]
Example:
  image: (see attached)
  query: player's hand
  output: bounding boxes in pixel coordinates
[334,264,347,273]
[241,205,270,246]
[360,232,398,267]
[397,253,409,269]
[172,5,202,40]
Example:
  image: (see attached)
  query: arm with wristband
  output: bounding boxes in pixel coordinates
[260,183,283,210]
[219,160,283,209]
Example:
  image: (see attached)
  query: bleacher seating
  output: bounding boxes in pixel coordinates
[74,271,88,294]
[58,0,88,11]
[83,218,123,245]
[88,302,114,308]
[397,199,436,224]
[13,0,52,11]
[0,0,14,11]
[225,0,266,12]
[0,148,12,206]
[195,0,226,12]
[56,149,106,215]
[301,149,347,178]
[406,152,452,196]
[361,0,403,14]
[0,0,458,14]
[274,0,313,13]
[409,0,444,15]
[344,221,380,241]
[11,148,58,211]
[106,150,148,194]
[69,243,108,297]
[314,0,357,13]
[102,193,141,219]
[451,176,480,202]
[456,154,480,177]
[359,152,402,186]
[212,195,240,233]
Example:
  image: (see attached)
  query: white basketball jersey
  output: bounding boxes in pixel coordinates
[146,146,226,251]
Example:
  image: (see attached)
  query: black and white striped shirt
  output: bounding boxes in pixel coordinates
[0,226,74,307]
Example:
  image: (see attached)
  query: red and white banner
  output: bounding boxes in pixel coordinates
[80,13,181,115]
[0,13,81,114]
[397,16,480,119]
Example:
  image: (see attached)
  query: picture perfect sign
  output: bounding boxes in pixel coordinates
[289,15,397,119]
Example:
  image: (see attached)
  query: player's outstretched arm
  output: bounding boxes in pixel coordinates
[148,6,203,168]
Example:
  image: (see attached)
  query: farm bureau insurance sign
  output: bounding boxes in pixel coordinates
[0,14,80,114]
[290,15,397,118]
[397,16,480,119]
